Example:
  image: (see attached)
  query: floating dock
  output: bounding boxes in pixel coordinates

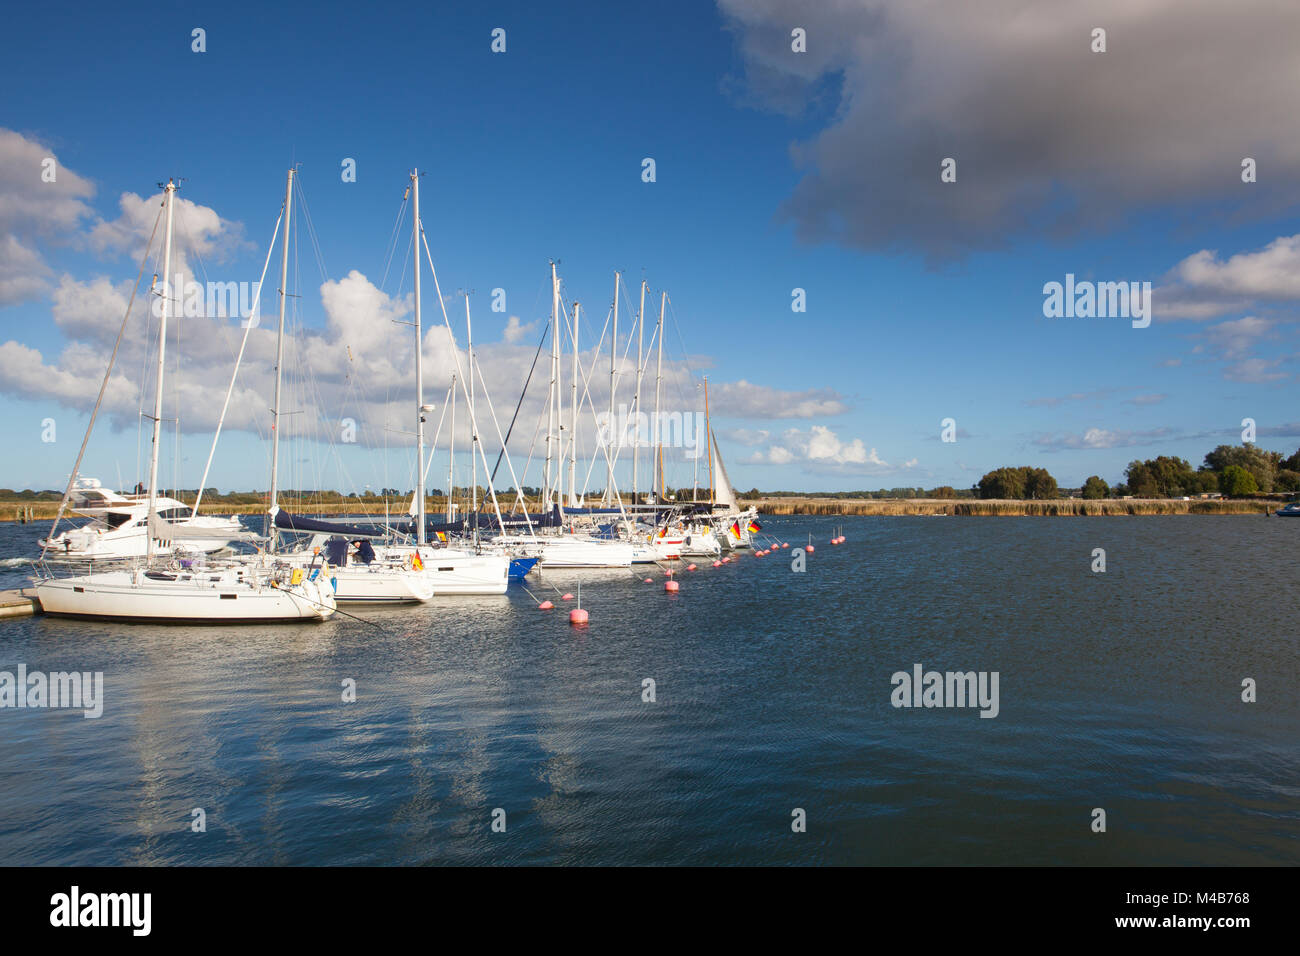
[0,589,41,618]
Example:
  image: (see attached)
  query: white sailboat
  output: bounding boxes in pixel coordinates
[34,177,336,623]
[370,168,512,593]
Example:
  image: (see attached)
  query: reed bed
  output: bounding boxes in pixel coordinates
[753,497,1275,516]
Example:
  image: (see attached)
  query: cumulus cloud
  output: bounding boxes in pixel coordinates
[743,424,909,475]
[501,315,539,344]
[1156,235,1300,321]
[720,0,1300,259]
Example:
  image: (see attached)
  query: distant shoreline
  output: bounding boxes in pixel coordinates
[752,496,1277,516]
[0,495,1282,522]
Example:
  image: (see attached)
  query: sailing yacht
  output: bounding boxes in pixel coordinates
[33,177,336,623]
[371,167,512,593]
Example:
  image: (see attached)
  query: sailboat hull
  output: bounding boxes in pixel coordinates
[33,571,334,623]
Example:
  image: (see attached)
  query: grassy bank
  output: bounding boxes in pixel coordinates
[752,496,1276,516]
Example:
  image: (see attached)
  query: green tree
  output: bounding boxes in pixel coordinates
[978,467,1025,499]
[1203,444,1281,493]
[1025,467,1058,499]
[1220,464,1259,497]
[1081,475,1110,499]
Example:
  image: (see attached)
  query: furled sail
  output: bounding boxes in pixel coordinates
[147,511,263,543]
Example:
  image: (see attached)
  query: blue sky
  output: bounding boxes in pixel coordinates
[1,0,1298,496]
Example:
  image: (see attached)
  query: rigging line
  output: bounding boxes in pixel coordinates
[293,172,331,282]
[193,207,284,513]
[378,191,409,293]
[417,226,510,534]
[42,201,164,554]
[490,321,550,488]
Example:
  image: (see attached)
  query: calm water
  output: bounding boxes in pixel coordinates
[0,515,1295,865]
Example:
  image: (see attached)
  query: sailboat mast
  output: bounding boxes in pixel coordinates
[705,375,714,503]
[411,169,426,546]
[146,179,177,562]
[607,272,619,503]
[447,371,455,523]
[267,168,294,550]
[467,293,477,519]
[545,262,559,508]
[633,278,645,505]
[569,301,579,506]
[653,291,665,501]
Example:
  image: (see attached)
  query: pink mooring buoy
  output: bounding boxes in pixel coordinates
[687,563,697,571]
[806,545,815,553]
[644,577,653,583]
[561,592,574,601]
[569,607,589,625]
[782,542,790,548]
[712,560,721,568]
[538,600,554,610]
[664,579,679,593]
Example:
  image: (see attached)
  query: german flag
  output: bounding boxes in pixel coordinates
[748,520,761,533]
[657,526,667,539]
[435,531,447,542]
[728,520,741,539]
[412,551,424,571]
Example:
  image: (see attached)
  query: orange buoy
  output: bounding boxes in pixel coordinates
[561,592,574,600]
[712,560,721,567]
[782,542,790,548]
[664,579,679,593]
[687,563,697,571]
[569,608,589,625]
[538,600,554,610]
[806,545,815,553]
[644,577,653,583]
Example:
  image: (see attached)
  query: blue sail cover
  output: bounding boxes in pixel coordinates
[389,504,564,537]
[273,511,384,538]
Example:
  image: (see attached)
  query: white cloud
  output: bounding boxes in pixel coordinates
[744,424,909,474]
[501,315,538,344]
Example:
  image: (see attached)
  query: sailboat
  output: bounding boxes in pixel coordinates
[488,262,635,568]
[363,168,512,592]
[235,168,433,605]
[33,178,336,623]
